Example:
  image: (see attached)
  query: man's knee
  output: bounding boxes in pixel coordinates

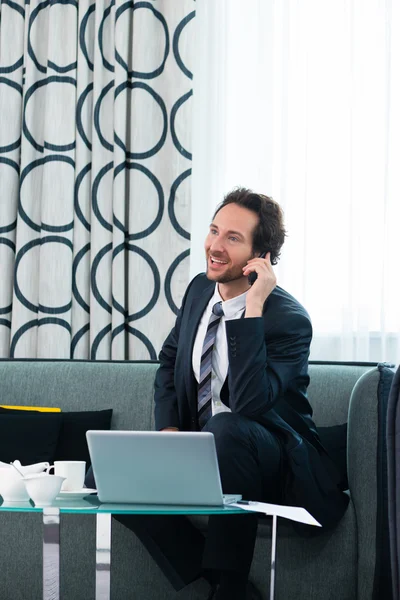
[203,412,281,465]
[203,412,250,447]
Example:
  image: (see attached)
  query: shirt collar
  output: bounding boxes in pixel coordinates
[212,284,248,319]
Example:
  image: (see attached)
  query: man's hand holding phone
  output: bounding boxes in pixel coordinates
[243,252,277,318]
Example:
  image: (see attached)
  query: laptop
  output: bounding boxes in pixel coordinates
[86,430,241,506]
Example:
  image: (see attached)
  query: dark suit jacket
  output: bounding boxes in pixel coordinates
[155,274,348,530]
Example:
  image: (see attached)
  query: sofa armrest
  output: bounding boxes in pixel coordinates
[347,367,380,600]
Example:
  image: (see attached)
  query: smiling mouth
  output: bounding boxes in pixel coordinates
[210,256,228,265]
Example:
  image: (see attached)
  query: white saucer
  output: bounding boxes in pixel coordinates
[56,488,97,500]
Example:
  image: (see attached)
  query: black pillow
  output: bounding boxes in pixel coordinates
[0,407,113,470]
[317,423,348,491]
[0,411,62,465]
[54,409,113,468]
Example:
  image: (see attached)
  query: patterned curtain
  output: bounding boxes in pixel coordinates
[0,0,194,359]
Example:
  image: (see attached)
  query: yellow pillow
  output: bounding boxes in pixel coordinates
[0,405,61,412]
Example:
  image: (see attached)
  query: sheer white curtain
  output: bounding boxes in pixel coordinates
[190,0,400,364]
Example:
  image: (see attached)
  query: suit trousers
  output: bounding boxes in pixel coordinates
[115,412,283,591]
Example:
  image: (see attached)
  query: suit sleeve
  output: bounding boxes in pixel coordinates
[225,312,312,418]
[154,277,197,430]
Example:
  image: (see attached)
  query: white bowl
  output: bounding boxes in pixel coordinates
[0,467,30,502]
[23,474,66,507]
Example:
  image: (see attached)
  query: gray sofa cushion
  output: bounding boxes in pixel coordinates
[307,363,373,426]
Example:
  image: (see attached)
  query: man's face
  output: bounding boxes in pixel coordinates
[204,203,259,283]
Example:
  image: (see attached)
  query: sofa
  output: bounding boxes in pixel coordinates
[0,359,386,600]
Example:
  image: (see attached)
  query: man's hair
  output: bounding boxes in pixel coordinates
[212,188,287,265]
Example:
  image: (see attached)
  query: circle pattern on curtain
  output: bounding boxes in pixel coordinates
[0,0,196,360]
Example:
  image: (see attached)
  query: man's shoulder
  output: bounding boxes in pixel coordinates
[185,273,214,298]
[267,286,311,326]
[176,273,214,314]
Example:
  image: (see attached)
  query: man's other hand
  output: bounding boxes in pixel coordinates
[161,427,180,431]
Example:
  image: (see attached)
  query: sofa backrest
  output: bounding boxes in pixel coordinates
[0,359,376,430]
[0,360,158,431]
[307,363,375,426]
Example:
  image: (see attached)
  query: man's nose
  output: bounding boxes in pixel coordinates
[209,237,225,253]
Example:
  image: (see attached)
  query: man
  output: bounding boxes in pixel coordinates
[118,188,348,600]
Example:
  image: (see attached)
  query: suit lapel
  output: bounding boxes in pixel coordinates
[184,280,214,417]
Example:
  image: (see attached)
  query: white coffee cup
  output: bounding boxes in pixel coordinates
[49,461,86,491]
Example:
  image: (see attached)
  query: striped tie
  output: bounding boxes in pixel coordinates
[198,301,224,429]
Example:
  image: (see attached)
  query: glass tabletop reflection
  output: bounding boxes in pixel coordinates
[0,494,245,515]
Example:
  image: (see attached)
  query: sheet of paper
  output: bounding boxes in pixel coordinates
[231,501,321,527]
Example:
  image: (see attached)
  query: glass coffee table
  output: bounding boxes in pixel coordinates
[0,495,247,600]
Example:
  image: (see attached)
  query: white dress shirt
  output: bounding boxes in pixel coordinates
[192,285,248,415]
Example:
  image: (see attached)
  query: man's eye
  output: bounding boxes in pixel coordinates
[210,229,218,235]
[229,236,238,242]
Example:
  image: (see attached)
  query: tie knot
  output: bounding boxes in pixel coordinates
[212,301,224,317]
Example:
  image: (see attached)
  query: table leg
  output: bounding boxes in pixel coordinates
[269,515,277,600]
[96,513,112,600]
[43,507,60,600]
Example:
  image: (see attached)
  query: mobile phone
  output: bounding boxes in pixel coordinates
[248,252,267,286]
